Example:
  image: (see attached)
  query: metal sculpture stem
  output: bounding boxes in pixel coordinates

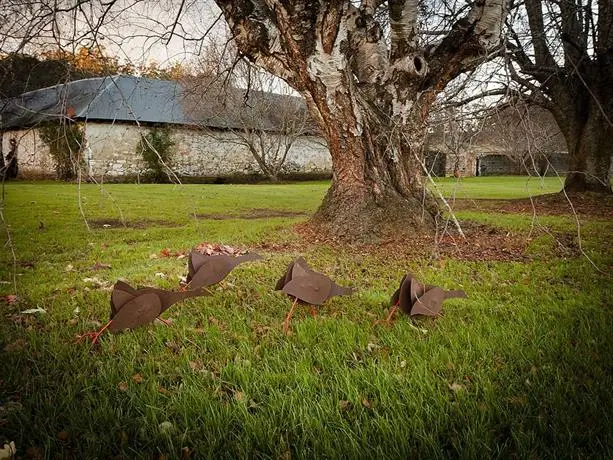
[76,319,113,344]
[284,297,299,334]
[385,303,399,322]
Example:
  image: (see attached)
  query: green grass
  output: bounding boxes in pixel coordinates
[430,175,565,199]
[1,178,612,459]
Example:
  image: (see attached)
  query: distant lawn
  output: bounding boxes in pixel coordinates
[430,175,565,199]
[0,178,611,458]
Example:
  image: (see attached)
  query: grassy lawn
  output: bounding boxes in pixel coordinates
[430,176,565,199]
[1,177,612,458]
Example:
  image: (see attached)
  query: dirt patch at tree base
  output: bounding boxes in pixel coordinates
[295,221,530,262]
[451,192,613,218]
[89,218,181,229]
[195,209,308,220]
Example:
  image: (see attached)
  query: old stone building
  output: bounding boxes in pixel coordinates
[0,75,331,181]
[425,105,571,178]
[2,76,589,181]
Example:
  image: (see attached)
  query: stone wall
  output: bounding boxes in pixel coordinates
[445,151,477,177]
[476,152,570,177]
[5,122,332,180]
[6,122,606,181]
[1,128,54,178]
[477,154,518,176]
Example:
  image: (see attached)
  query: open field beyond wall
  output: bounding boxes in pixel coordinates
[1,177,612,458]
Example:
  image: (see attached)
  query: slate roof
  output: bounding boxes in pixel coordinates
[0,75,310,133]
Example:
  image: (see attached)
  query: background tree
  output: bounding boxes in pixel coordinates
[427,106,481,177]
[211,0,510,240]
[480,103,566,175]
[191,48,312,182]
[215,83,311,182]
[505,0,612,193]
[0,53,86,98]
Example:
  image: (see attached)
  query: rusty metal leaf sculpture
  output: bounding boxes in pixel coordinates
[276,257,353,333]
[390,273,467,317]
[108,292,162,332]
[187,250,263,289]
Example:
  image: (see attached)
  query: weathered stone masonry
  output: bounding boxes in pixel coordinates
[2,122,332,180]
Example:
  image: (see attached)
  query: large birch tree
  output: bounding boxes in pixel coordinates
[213,0,510,240]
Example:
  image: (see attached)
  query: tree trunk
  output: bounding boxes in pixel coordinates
[0,132,5,174]
[307,89,439,241]
[561,96,613,194]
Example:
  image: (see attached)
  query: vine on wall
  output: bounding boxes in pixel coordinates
[39,122,85,180]
[137,127,175,183]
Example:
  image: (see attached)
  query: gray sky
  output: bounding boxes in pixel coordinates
[1,0,226,68]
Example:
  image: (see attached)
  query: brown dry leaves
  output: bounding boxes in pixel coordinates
[296,220,529,262]
[193,242,246,256]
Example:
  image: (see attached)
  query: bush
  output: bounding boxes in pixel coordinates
[138,127,175,183]
[39,122,84,180]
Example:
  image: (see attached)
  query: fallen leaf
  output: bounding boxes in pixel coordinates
[158,386,172,396]
[181,447,194,459]
[233,391,246,402]
[158,421,174,433]
[362,399,372,409]
[64,264,74,272]
[208,316,226,330]
[188,361,204,372]
[3,339,26,352]
[164,341,181,354]
[131,373,144,384]
[89,262,111,271]
[408,323,428,334]
[194,242,247,256]
[0,441,16,460]
[20,308,46,314]
[155,317,173,326]
[339,400,351,411]
[366,342,380,353]
[67,319,78,326]
[448,383,465,392]
[118,382,129,392]
[56,431,69,442]
[25,446,43,459]
[3,295,17,305]
[82,277,104,286]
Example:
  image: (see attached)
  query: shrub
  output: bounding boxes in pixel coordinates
[39,122,85,180]
[137,127,175,183]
